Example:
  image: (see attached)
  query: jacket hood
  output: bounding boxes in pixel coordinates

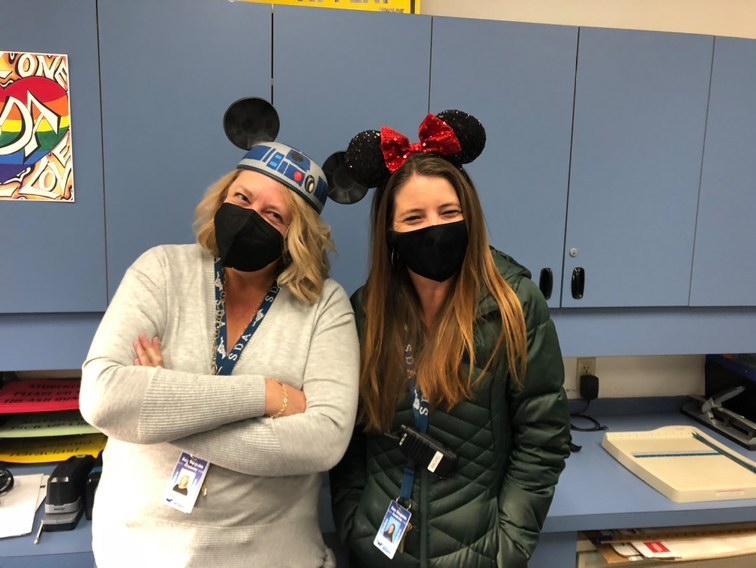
[491,247,531,281]
[477,247,532,317]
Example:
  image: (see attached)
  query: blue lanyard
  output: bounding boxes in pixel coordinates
[399,342,429,504]
[213,259,279,376]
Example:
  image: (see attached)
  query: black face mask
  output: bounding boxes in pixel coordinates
[214,203,284,272]
[388,220,469,282]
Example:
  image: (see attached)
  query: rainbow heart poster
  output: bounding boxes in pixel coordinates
[0,51,74,202]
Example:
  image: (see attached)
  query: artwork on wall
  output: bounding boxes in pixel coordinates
[0,51,74,202]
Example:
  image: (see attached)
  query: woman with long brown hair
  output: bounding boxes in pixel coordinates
[330,110,570,567]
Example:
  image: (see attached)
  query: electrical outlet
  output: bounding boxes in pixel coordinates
[576,357,596,378]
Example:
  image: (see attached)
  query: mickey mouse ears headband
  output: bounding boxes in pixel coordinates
[223,97,330,213]
[323,109,487,205]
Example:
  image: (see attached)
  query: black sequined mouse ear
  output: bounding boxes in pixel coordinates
[343,130,391,189]
[435,109,486,165]
[323,151,369,204]
[223,97,280,150]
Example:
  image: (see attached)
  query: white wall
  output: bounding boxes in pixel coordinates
[563,356,705,399]
[422,0,756,40]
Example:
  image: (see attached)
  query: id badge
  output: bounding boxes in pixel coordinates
[373,500,412,559]
[161,452,209,514]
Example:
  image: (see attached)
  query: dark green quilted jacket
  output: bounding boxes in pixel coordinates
[330,249,570,568]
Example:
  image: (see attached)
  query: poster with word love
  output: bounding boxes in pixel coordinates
[0,51,74,202]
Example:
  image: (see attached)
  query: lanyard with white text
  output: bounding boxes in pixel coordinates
[213,258,279,376]
[399,341,430,505]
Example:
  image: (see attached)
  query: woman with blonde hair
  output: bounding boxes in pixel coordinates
[329,110,570,567]
[80,99,359,567]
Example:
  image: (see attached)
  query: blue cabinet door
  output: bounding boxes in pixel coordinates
[563,29,712,307]
[429,17,577,308]
[98,0,272,297]
[0,0,106,313]
[690,38,756,306]
[273,7,432,295]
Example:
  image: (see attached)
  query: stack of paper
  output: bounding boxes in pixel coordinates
[0,411,99,438]
[0,474,48,539]
[0,379,82,413]
[0,379,105,463]
[580,524,756,566]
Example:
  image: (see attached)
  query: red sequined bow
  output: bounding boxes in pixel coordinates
[380,114,462,173]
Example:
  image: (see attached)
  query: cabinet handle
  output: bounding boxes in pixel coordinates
[539,268,553,300]
[571,267,585,299]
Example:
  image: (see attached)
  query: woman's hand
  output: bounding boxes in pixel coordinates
[133,334,164,368]
[265,378,306,418]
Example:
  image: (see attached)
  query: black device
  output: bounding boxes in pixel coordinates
[85,451,103,520]
[579,374,599,401]
[0,466,13,495]
[37,454,96,539]
[682,354,756,450]
[398,424,457,478]
[571,375,607,433]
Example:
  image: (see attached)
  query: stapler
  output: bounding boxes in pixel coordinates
[85,451,103,520]
[34,454,96,543]
[682,386,756,451]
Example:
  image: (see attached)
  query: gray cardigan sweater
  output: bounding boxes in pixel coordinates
[80,244,359,567]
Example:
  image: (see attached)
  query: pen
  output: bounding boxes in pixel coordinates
[33,519,44,544]
[692,432,756,474]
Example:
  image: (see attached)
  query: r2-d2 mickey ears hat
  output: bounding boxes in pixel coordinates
[223,97,329,214]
